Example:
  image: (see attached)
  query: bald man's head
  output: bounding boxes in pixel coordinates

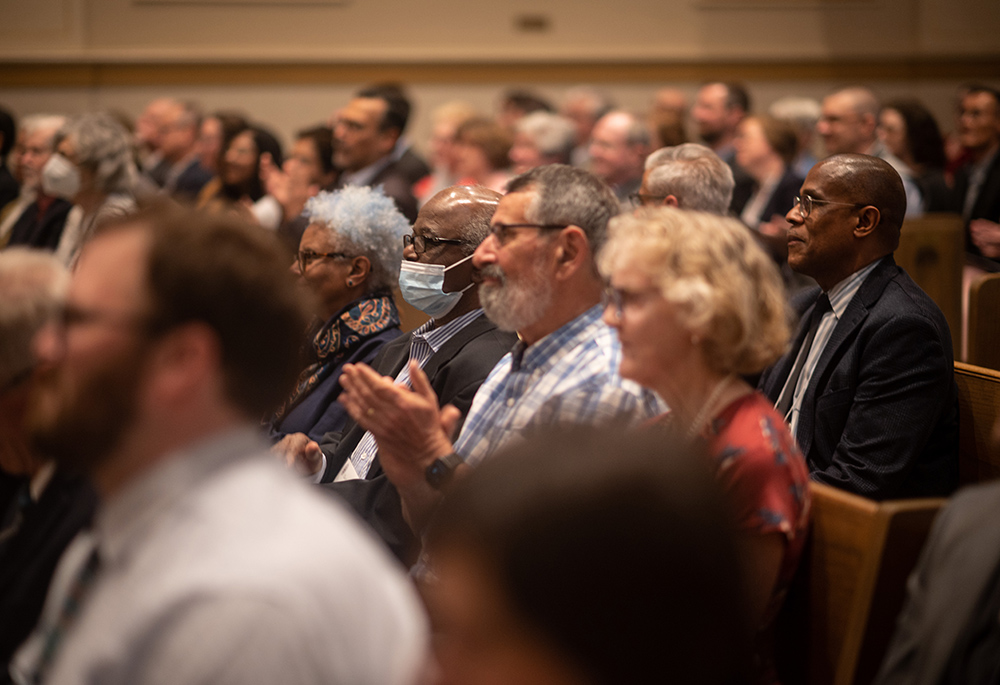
[422,185,503,254]
[817,153,906,246]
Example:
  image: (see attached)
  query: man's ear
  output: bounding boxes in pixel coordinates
[553,226,591,280]
[146,322,222,406]
[854,206,881,238]
[662,195,680,208]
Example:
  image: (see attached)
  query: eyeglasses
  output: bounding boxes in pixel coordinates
[602,284,661,320]
[403,234,464,255]
[794,195,867,219]
[296,249,351,273]
[628,193,668,207]
[488,223,568,245]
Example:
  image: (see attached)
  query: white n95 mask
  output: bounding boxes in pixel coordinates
[41,154,81,200]
[399,254,474,319]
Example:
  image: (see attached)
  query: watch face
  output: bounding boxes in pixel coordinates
[426,460,449,489]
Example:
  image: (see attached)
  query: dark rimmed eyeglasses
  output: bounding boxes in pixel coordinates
[403,234,464,255]
[794,195,868,219]
[488,223,568,245]
[296,249,351,273]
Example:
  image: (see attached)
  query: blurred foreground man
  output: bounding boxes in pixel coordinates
[10,206,426,685]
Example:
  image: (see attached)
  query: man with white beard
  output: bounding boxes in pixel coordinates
[337,164,663,534]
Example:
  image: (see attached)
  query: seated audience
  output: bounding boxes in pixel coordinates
[199,123,283,214]
[509,111,576,174]
[648,87,689,148]
[1,115,72,252]
[952,85,1000,271]
[413,101,479,205]
[10,204,427,685]
[452,117,512,193]
[598,207,810,682]
[267,186,407,445]
[733,115,803,232]
[817,87,923,217]
[48,113,138,268]
[329,87,420,222]
[0,108,17,211]
[356,84,430,187]
[559,86,615,168]
[424,428,754,685]
[758,154,958,499]
[692,81,750,166]
[588,110,651,204]
[769,96,822,179]
[276,185,517,564]
[635,143,734,215]
[146,100,213,201]
[334,165,663,541]
[878,98,955,213]
[497,89,553,132]
[0,248,96,675]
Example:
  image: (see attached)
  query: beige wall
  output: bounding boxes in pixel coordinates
[2,0,998,154]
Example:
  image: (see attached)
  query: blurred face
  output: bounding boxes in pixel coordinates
[561,98,596,146]
[733,118,773,171]
[223,130,258,186]
[957,91,1000,152]
[588,115,643,186]
[509,132,544,175]
[54,136,94,198]
[292,223,355,319]
[473,191,555,334]
[333,98,396,172]
[784,162,861,290]
[197,117,223,172]
[284,137,329,188]
[603,257,692,393]
[453,135,494,179]
[817,92,873,155]
[18,127,58,191]
[429,121,459,172]
[425,548,587,685]
[877,108,908,160]
[158,107,197,163]
[692,84,734,146]
[27,228,151,475]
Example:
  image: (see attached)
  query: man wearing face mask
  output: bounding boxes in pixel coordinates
[273,185,517,563]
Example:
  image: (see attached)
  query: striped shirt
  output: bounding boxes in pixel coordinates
[345,308,489,479]
[786,259,881,436]
[455,305,665,467]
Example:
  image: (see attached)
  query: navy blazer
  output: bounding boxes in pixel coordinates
[759,255,959,500]
[318,313,516,563]
[953,152,1000,271]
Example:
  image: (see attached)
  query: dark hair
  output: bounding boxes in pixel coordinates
[357,84,411,135]
[222,124,283,202]
[501,90,554,116]
[964,84,1000,108]
[210,111,250,171]
[427,427,753,685]
[882,99,946,170]
[0,107,15,158]
[722,83,751,114]
[506,164,620,255]
[104,203,310,418]
[757,115,799,166]
[296,125,336,177]
[455,117,513,171]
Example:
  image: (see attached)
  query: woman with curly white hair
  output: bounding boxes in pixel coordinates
[46,113,138,268]
[267,185,409,446]
[599,206,810,685]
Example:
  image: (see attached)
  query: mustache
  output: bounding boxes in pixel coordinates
[475,265,506,284]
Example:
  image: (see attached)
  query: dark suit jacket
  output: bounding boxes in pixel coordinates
[953,151,1000,270]
[758,256,959,500]
[5,198,73,251]
[753,168,803,228]
[169,158,214,201]
[875,480,1000,685]
[0,471,96,670]
[393,147,431,187]
[318,313,516,563]
[333,157,419,224]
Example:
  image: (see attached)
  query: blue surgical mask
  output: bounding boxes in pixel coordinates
[399,254,474,319]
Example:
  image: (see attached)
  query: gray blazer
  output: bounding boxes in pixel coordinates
[875,480,1000,685]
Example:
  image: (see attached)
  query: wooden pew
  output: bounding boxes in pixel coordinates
[966,273,1000,371]
[895,213,963,357]
[955,361,1000,485]
[777,483,945,685]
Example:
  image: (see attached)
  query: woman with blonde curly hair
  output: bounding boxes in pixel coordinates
[599,206,810,685]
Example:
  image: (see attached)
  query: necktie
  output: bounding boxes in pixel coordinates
[776,293,832,418]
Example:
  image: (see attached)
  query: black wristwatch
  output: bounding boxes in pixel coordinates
[425,452,464,490]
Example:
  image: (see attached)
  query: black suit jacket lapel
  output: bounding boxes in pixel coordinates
[795,256,895,455]
[762,289,822,403]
